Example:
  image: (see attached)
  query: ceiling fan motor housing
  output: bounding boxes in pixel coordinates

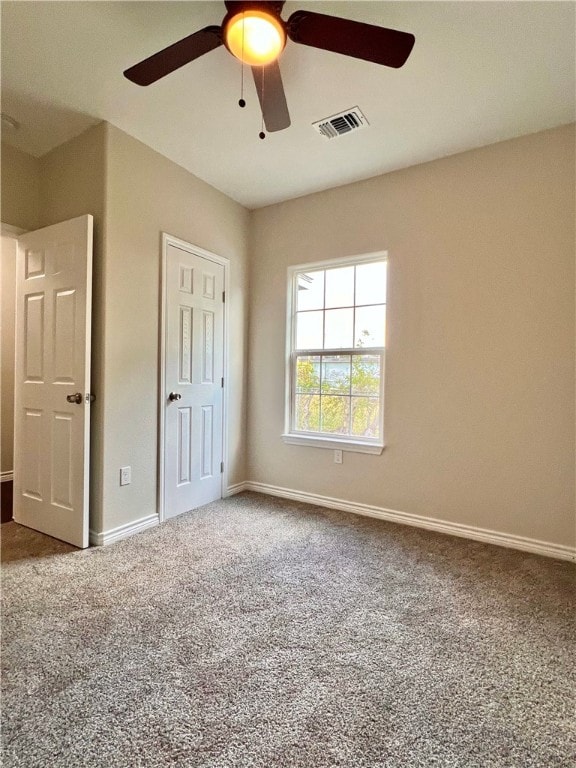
[223,1,285,17]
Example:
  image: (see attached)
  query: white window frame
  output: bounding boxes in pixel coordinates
[282,251,387,455]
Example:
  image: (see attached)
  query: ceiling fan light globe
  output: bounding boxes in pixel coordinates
[225,11,286,66]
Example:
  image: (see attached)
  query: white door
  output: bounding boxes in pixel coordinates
[163,240,225,519]
[13,215,93,548]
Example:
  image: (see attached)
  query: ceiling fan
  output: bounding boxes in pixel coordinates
[124,1,415,134]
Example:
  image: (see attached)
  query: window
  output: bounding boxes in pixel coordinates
[283,253,387,454]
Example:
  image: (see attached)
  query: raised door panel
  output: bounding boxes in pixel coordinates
[179,306,193,384]
[25,248,45,280]
[202,272,215,300]
[51,412,73,510]
[22,409,43,501]
[202,311,215,384]
[179,265,194,295]
[51,241,75,276]
[201,405,214,479]
[53,288,76,384]
[177,406,192,486]
[24,293,44,383]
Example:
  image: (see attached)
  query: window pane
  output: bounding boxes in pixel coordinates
[325,266,354,308]
[354,305,386,347]
[295,394,320,432]
[289,257,386,444]
[320,396,350,435]
[321,356,351,394]
[351,397,380,438]
[355,261,387,306]
[296,310,323,349]
[324,308,353,349]
[297,271,325,311]
[296,356,320,393]
[351,355,381,396]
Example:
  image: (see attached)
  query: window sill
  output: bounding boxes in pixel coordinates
[282,434,384,455]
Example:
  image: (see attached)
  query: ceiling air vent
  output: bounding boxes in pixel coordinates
[312,107,369,140]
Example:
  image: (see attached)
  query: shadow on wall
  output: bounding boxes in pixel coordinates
[1,87,99,158]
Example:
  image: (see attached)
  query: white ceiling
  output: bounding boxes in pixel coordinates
[1,1,574,209]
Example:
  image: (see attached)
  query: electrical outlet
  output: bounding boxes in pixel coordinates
[120,466,131,486]
[334,449,343,464]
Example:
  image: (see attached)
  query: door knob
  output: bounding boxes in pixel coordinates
[66,392,83,404]
[168,392,182,402]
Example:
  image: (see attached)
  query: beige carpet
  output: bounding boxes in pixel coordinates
[2,492,575,767]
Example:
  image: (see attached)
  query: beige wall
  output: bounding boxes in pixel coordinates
[1,235,17,474]
[2,121,250,537]
[0,129,107,513]
[248,124,575,548]
[1,143,40,231]
[3,120,573,550]
[101,125,250,533]
[1,144,40,478]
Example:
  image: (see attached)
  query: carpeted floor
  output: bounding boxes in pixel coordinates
[1,492,575,767]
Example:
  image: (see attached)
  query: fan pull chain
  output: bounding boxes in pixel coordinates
[238,13,246,108]
[259,66,266,139]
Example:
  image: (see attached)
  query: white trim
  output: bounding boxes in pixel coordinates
[243,482,576,562]
[89,513,158,546]
[282,434,384,454]
[290,250,389,273]
[0,229,18,489]
[159,236,168,522]
[158,233,230,523]
[225,482,248,497]
[159,237,168,522]
[1,223,26,237]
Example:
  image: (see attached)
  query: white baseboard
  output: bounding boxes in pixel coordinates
[1,471,14,483]
[225,482,248,497]
[243,481,576,562]
[90,513,159,546]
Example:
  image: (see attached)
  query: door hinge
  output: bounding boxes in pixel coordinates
[222,290,226,303]
[221,377,224,388]
[220,461,224,474]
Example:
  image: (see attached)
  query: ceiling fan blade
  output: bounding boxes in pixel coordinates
[124,26,223,86]
[288,11,415,69]
[251,62,291,133]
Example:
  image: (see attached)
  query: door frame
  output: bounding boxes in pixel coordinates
[158,233,230,523]
[1,223,26,499]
